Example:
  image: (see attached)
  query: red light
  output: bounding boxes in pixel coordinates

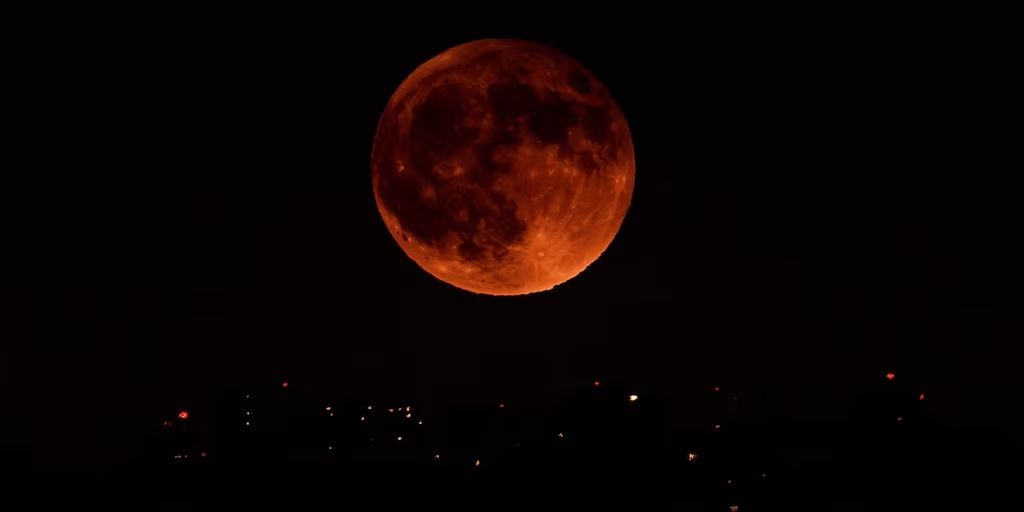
[163,421,172,427]
[499,403,505,408]
[282,382,289,388]
[886,373,895,380]
[714,387,720,392]
[594,381,600,386]
[919,394,925,400]
[200,452,207,457]
[178,411,189,419]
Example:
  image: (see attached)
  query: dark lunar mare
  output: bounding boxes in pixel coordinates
[374,52,615,267]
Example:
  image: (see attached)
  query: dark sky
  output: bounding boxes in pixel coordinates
[25,6,1016,466]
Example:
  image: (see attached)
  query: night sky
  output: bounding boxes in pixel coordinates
[26,6,1016,467]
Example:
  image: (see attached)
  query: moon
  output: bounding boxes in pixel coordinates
[371,39,635,296]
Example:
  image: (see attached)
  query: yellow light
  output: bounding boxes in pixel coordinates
[688,453,697,461]
[388,408,394,413]
[329,413,333,417]
[475,460,480,467]
[406,406,411,412]
[367,406,372,410]
[360,416,365,421]
[406,413,412,418]
[557,432,563,438]
[397,436,402,441]
[629,394,638,402]
[325,406,331,411]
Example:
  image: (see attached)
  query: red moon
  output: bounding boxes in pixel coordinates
[371,39,635,295]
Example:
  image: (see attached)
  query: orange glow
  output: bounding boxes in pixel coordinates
[886,373,895,380]
[371,39,636,296]
[629,394,638,402]
[475,460,480,467]
[919,394,926,400]
[688,453,697,461]
[730,507,739,512]
[325,406,331,411]
[282,382,289,387]
[397,436,402,441]
[406,413,412,418]
[178,411,189,419]
[405,406,411,412]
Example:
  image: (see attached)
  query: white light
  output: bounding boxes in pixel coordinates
[397,436,402,441]
[418,420,422,425]
[629,394,638,402]
[246,422,250,425]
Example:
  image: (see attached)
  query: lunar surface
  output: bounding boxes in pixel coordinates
[371,39,635,295]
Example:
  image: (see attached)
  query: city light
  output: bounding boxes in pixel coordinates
[594,381,600,386]
[406,413,412,418]
[688,453,697,461]
[282,382,289,387]
[919,394,926,400]
[475,460,480,467]
[886,373,895,380]
[178,411,189,419]
[325,406,331,411]
[629,394,638,402]
[499,403,505,408]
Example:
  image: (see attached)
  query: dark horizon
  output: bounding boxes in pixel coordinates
[24,5,1017,471]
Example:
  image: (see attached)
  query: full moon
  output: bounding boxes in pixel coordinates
[371,39,635,295]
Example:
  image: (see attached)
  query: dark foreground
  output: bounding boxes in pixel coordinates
[25,422,1020,510]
